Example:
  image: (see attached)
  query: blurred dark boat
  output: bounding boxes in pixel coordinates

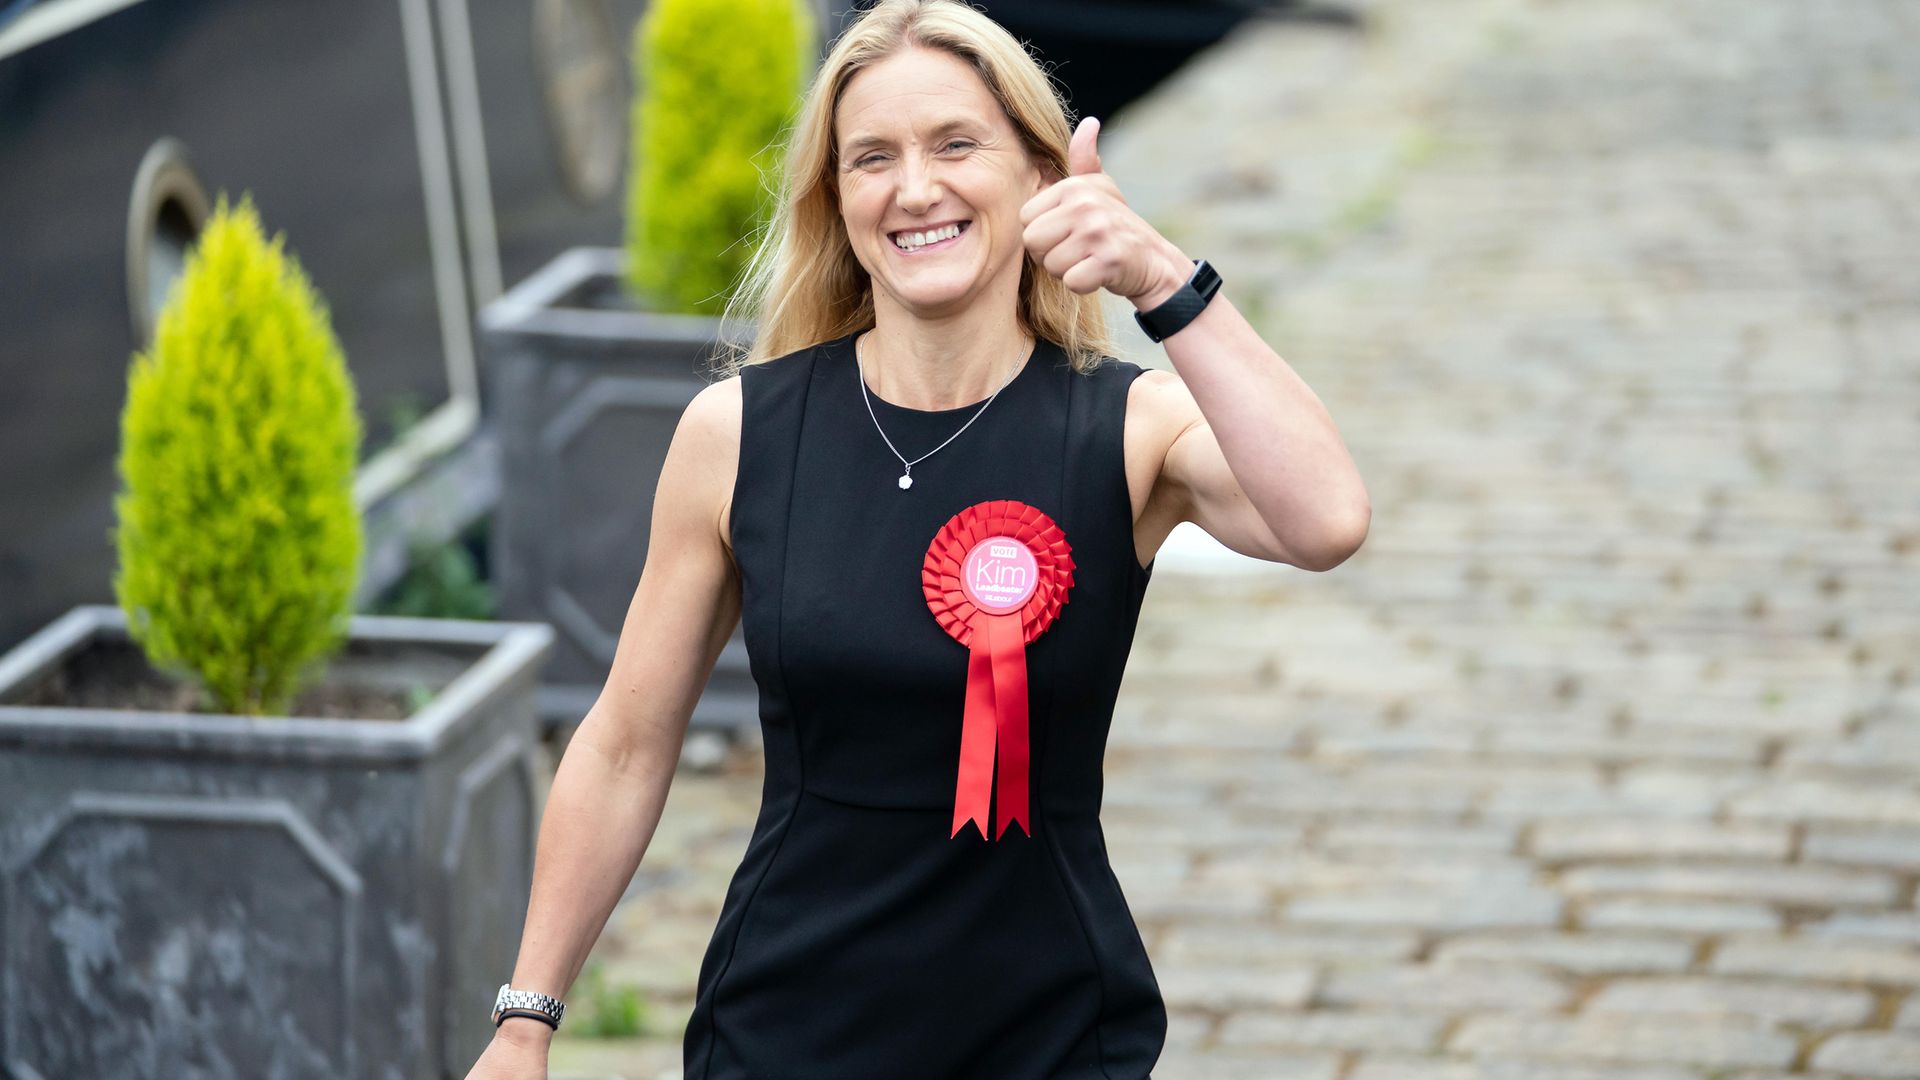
[830,0,1286,122]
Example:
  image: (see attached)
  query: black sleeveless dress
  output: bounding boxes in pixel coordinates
[683,329,1165,1080]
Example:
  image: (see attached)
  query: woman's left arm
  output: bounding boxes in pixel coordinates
[1127,262,1371,572]
[1022,117,1371,571]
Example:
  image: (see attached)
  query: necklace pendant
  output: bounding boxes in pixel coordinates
[898,472,914,490]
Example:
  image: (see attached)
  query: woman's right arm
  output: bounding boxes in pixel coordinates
[465,375,744,1076]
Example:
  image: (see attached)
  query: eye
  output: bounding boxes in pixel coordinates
[853,139,972,168]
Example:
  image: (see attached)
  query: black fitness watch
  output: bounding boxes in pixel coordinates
[1133,258,1223,343]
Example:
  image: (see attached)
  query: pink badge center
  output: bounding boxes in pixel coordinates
[961,534,1039,614]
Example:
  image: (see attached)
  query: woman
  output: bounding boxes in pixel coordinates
[467,2,1369,1077]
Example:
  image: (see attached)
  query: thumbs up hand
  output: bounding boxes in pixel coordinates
[1020,116,1192,308]
[1066,111,1105,177]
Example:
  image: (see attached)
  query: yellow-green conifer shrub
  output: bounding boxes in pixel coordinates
[624,0,814,314]
[112,195,364,717]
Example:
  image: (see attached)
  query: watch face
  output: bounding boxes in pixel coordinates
[1133,259,1221,343]
[1192,259,1221,295]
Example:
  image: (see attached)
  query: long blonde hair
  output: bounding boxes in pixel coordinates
[710,0,1119,379]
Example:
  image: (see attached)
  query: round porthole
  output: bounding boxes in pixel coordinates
[126,137,212,346]
[531,0,626,206]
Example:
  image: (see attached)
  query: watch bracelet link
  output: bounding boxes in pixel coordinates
[493,982,566,1030]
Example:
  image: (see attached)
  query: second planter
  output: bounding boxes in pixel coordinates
[480,246,757,743]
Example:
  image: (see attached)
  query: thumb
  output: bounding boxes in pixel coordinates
[1067,116,1103,177]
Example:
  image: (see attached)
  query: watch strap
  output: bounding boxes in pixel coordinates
[1133,259,1222,343]
[495,1009,559,1031]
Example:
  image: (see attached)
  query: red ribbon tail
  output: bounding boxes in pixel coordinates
[952,616,998,840]
[988,611,1031,839]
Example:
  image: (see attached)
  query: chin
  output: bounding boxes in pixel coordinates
[884,273,980,306]
[895,290,979,317]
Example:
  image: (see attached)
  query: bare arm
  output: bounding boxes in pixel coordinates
[488,376,743,1053]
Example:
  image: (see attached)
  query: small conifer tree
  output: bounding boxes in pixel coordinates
[112,194,364,717]
[624,0,814,314]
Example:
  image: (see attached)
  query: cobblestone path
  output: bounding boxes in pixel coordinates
[549,1,1920,1076]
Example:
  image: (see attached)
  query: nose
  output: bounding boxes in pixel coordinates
[894,149,942,214]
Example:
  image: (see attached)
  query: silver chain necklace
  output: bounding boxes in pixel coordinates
[856,332,1028,491]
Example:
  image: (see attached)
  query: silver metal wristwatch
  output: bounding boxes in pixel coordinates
[492,982,566,1029]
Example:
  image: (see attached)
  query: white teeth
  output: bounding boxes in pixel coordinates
[893,222,964,251]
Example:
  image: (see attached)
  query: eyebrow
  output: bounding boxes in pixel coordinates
[840,117,981,156]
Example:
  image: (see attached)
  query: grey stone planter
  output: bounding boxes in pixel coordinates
[479,245,756,742]
[0,604,554,1080]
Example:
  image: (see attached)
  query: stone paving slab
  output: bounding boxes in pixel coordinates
[548,0,1920,1076]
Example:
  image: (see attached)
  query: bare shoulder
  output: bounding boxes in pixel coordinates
[682,371,744,436]
[673,376,743,563]
[1127,366,1200,433]
[1122,365,1201,565]
[1125,366,1199,493]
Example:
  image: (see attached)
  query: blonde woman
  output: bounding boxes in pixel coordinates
[465,2,1368,1077]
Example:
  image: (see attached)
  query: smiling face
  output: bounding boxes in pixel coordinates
[834,45,1050,321]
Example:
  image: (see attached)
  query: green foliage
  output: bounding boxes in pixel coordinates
[383,389,429,437]
[112,194,364,717]
[404,683,437,713]
[369,531,496,621]
[624,0,814,314]
[568,960,646,1038]
[366,387,429,458]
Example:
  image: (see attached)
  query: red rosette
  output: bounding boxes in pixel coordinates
[922,499,1075,840]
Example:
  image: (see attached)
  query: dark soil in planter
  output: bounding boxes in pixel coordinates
[11,634,488,720]
[554,273,639,313]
